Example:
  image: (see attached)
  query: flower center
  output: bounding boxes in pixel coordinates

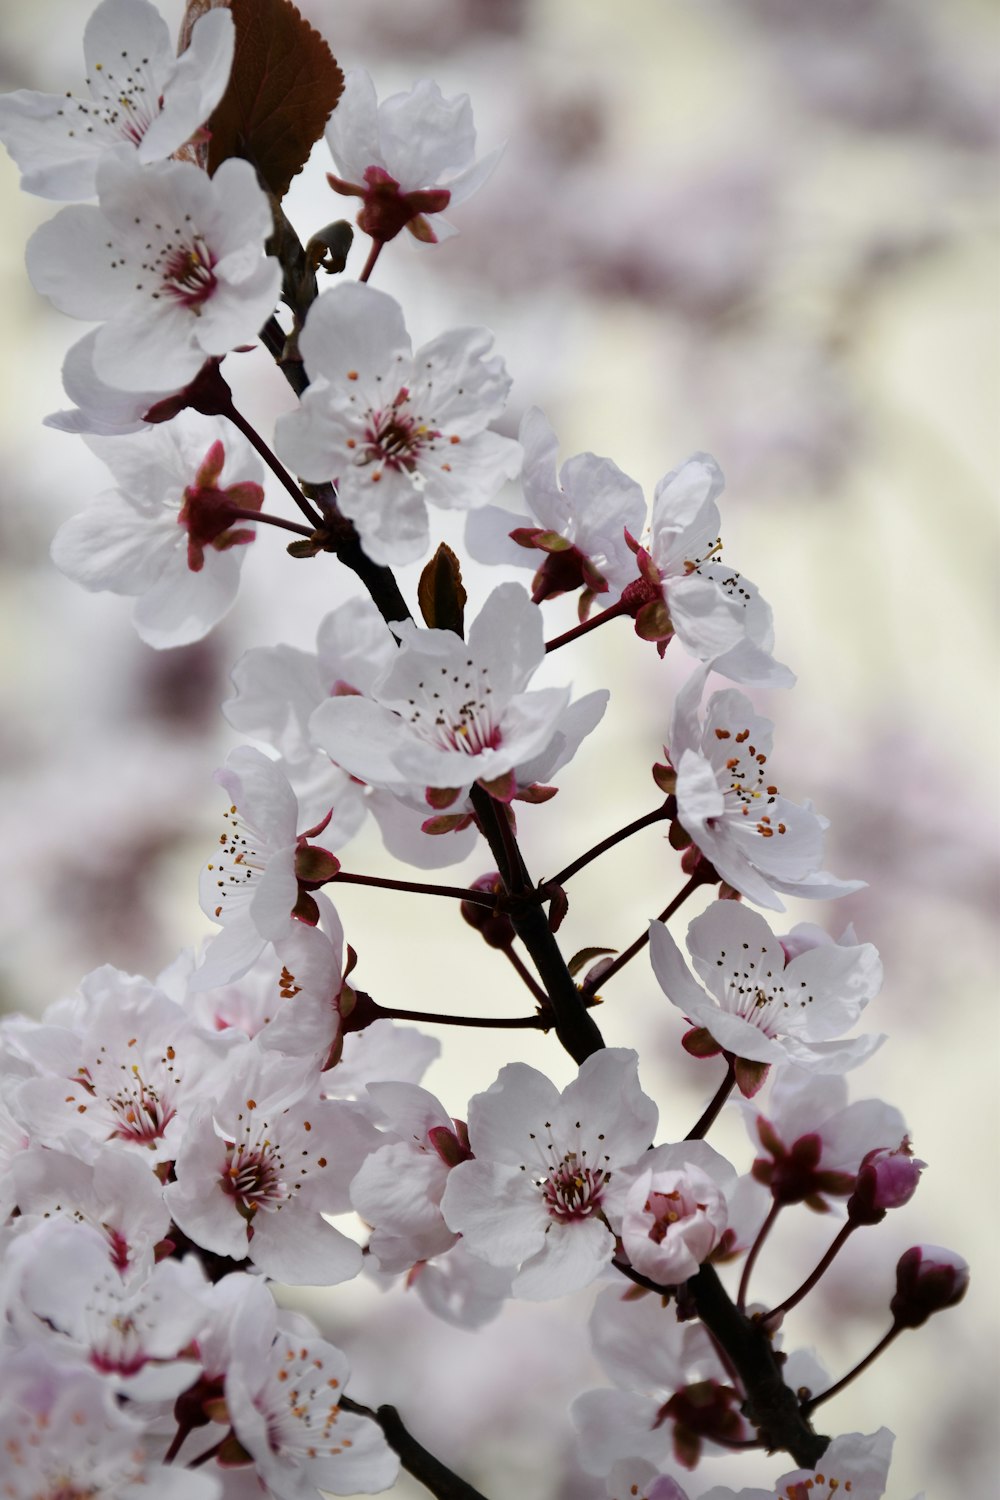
[358,388,440,478]
[541,1154,609,1222]
[222,1140,289,1218]
[263,1336,344,1458]
[107,1070,176,1145]
[402,661,501,756]
[161,238,218,310]
[712,724,787,837]
[58,49,161,149]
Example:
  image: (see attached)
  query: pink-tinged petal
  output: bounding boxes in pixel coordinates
[339,464,432,565]
[467,580,545,693]
[652,452,725,533]
[298,281,411,386]
[224,643,325,765]
[669,573,747,659]
[216,746,299,848]
[780,1033,886,1073]
[139,9,234,163]
[248,854,299,943]
[710,636,796,688]
[191,908,264,991]
[409,325,511,427]
[95,297,205,390]
[559,1048,658,1164]
[517,687,609,786]
[325,69,382,182]
[0,91,111,200]
[51,499,178,595]
[686,901,787,1002]
[378,80,476,187]
[775,1428,894,1499]
[247,1209,362,1285]
[132,545,241,647]
[363,1080,453,1139]
[311,695,415,786]
[83,0,172,88]
[781,940,882,1038]
[27,204,127,317]
[572,1388,671,1475]
[350,1140,449,1236]
[421,427,522,513]
[440,1159,549,1263]
[512,1212,615,1299]
[464,1062,563,1164]
[649,919,716,1017]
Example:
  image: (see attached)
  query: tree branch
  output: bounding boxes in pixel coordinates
[340,1397,490,1500]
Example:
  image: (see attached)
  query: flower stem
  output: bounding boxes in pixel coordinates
[340,1397,489,1500]
[686,1055,737,1140]
[222,401,324,527]
[227,505,315,538]
[764,1222,857,1325]
[737,1200,781,1312]
[581,870,708,995]
[801,1325,903,1414]
[550,800,672,885]
[187,1439,225,1469]
[333,870,496,906]
[359,239,384,284]
[544,597,630,653]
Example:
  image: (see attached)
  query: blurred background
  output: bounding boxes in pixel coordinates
[0,0,997,1495]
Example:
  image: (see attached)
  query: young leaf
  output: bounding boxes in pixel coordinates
[417,543,467,635]
[201,0,345,199]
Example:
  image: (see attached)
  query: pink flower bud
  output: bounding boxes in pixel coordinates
[621,1165,728,1284]
[460,873,514,949]
[891,1244,969,1328]
[848,1139,926,1224]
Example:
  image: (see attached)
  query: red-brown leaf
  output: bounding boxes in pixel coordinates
[201,0,344,199]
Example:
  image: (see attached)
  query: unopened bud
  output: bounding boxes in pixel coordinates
[460,873,514,949]
[890,1244,969,1328]
[848,1140,925,1225]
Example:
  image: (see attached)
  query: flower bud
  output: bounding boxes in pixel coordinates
[848,1140,926,1225]
[890,1244,969,1328]
[460,872,514,949]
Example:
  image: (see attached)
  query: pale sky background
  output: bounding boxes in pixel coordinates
[0,1,997,1496]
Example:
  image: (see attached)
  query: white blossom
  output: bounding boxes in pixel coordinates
[0,0,233,200]
[668,671,863,910]
[274,281,520,564]
[650,901,884,1071]
[440,1049,657,1299]
[27,152,280,390]
[619,1140,736,1285]
[326,68,500,244]
[311,581,607,807]
[51,413,264,648]
[165,1044,374,1284]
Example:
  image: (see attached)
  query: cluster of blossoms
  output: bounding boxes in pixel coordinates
[0,1,969,1496]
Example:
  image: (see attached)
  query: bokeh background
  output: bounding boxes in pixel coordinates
[1,0,997,1495]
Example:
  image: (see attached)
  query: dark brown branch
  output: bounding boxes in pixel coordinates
[340,1396,490,1500]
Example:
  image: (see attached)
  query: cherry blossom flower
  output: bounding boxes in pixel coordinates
[224,1277,399,1498]
[572,1286,747,1474]
[273,281,520,564]
[703,1427,896,1500]
[27,152,280,390]
[0,0,233,200]
[196,747,345,991]
[13,965,228,1167]
[165,1044,375,1284]
[350,1080,474,1272]
[748,1068,908,1210]
[649,901,884,1072]
[619,1140,736,1285]
[44,328,170,435]
[311,581,608,807]
[51,413,264,648]
[8,1144,169,1273]
[323,1018,440,1100]
[668,671,863,910]
[440,1049,657,1299]
[326,68,500,245]
[465,406,646,615]
[0,1349,220,1499]
[615,454,792,685]
[3,1219,208,1401]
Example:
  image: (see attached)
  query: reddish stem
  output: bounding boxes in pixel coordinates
[737,1200,781,1312]
[764,1222,857,1324]
[686,1055,737,1140]
[503,945,548,1005]
[334,870,496,906]
[222,402,323,527]
[367,1001,547,1031]
[581,870,706,994]
[551,801,671,885]
[359,239,384,283]
[227,505,314,538]
[802,1325,903,1413]
[544,596,630,653]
